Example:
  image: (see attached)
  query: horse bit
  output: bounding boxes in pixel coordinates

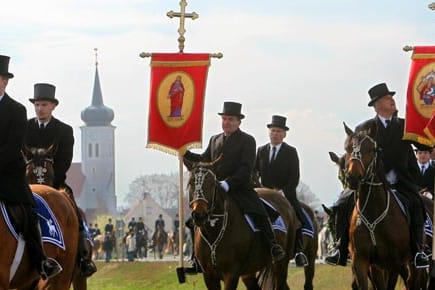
[350,133,390,245]
[190,166,228,266]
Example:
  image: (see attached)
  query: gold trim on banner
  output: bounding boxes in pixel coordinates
[423,128,435,145]
[151,60,210,67]
[412,53,435,60]
[403,132,434,146]
[146,141,202,156]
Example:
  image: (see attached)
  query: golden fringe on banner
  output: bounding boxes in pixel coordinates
[403,132,434,147]
[146,142,202,156]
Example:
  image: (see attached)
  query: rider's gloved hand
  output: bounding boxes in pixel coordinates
[219,180,229,192]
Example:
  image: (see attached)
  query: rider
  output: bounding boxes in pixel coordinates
[183,101,286,273]
[325,83,430,269]
[0,55,61,279]
[253,115,309,267]
[154,214,165,232]
[24,83,97,277]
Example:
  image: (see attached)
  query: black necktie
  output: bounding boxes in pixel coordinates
[270,146,276,165]
[421,165,426,174]
[39,123,45,130]
[385,119,391,128]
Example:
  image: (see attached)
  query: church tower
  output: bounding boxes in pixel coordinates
[79,50,117,217]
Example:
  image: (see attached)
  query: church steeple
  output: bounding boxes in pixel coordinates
[81,49,114,126]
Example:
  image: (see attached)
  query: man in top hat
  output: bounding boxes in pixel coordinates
[0,55,62,279]
[325,83,429,268]
[414,144,435,199]
[24,83,97,277]
[253,115,309,267]
[183,101,286,273]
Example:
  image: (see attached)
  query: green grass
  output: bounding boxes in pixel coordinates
[81,260,368,290]
[79,260,409,289]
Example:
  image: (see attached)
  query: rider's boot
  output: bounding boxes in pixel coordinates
[26,209,62,279]
[414,224,430,269]
[294,229,309,267]
[256,215,286,263]
[184,217,202,274]
[325,204,349,267]
[78,229,97,277]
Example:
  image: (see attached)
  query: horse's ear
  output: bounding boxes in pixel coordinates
[23,145,32,160]
[183,156,195,171]
[328,151,340,166]
[322,204,332,216]
[343,122,353,136]
[47,144,56,156]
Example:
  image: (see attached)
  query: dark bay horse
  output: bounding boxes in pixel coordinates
[185,160,297,290]
[152,224,167,259]
[344,123,415,290]
[0,184,79,290]
[24,146,91,290]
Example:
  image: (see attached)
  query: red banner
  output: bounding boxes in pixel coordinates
[404,46,435,146]
[146,53,210,155]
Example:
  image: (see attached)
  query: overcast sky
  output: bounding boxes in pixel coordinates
[1,1,434,207]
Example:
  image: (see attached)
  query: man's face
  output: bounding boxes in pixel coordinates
[34,100,56,122]
[416,150,431,164]
[0,76,8,95]
[221,115,241,135]
[269,127,286,145]
[374,94,396,116]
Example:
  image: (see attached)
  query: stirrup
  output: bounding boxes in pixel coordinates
[414,252,430,269]
[80,259,97,277]
[295,252,309,267]
[41,257,63,280]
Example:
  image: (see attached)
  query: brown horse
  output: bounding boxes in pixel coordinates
[344,123,415,290]
[152,224,167,259]
[24,146,91,290]
[0,184,79,290]
[299,202,319,290]
[184,160,297,290]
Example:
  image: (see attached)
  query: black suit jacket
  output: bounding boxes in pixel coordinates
[356,115,420,193]
[184,128,266,215]
[254,142,300,200]
[25,117,74,188]
[416,164,435,195]
[0,94,33,204]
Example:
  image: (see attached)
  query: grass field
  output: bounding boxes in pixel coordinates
[80,260,405,290]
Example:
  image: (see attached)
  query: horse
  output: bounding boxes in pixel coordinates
[184,160,297,290]
[0,184,79,290]
[343,122,417,290]
[165,230,179,256]
[135,229,148,259]
[92,234,104,260]
[299,202,319,290]
[24,145,91,290]
[152,224,167,259]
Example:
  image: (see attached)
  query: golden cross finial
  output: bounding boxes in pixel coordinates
[429,2,435,10]
[167,0,199,53]
[94,48,99,66]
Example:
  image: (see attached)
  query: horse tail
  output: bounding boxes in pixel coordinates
[257,263,276,289]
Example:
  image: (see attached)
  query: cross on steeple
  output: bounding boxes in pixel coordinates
[167,0,199,53]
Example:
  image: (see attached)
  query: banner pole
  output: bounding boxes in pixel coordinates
[178,155,185,267]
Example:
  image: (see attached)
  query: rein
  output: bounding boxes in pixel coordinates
[350,133,390,245]
[190,166,228,266]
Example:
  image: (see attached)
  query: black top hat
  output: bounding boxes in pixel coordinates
[267,115,289,131]
[0,55,14,79]
[414,144,433,152]
[368,83,395,106]
[29,83,59,105]
[218,101,245,119]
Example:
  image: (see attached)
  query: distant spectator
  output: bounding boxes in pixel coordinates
[128,217,136,231]
[105,218,114,234]
[103,232,114,262]
[126,229,136,262]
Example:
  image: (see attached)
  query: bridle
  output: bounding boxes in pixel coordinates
[189,165,228,265]
[348,132,389,245]
[26,153,54,185]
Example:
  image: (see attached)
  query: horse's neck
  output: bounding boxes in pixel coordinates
[356,182,389,215]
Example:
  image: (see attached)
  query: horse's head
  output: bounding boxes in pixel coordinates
[329,151,347,189]
[185,158,221,227]
[23,145,55,186]
[322,204,338,241]
[343,123,378,189]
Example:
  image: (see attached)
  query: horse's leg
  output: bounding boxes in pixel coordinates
[222,274,239,290]
[303,237,316,290]
[352,259,370,290]
[274,260,291,290]
[241,274,260,290]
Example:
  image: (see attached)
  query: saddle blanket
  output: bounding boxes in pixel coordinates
[391,190,433,238]
[0,192,65,250]
[245,198,315,238]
